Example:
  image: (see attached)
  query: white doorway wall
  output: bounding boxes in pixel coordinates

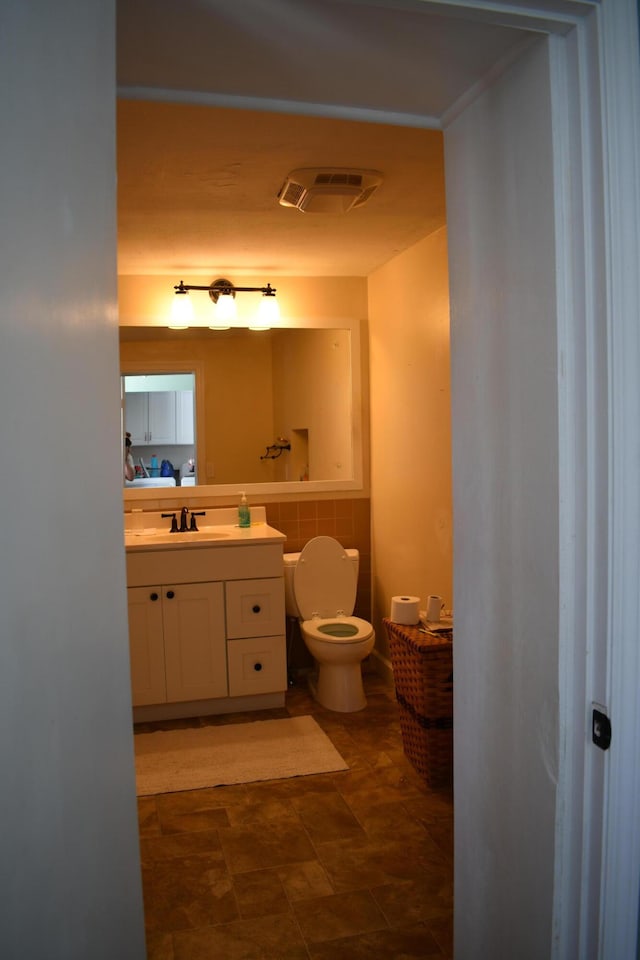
[446,35,561,958]
[1,1,146,956]
[442,1,640,956]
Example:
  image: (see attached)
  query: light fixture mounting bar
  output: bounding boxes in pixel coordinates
[173,279,277,301]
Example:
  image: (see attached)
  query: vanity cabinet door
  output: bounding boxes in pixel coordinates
[127,586,166,706]
[162,581,227,703]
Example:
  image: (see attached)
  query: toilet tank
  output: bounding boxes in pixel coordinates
[283,548,359,618]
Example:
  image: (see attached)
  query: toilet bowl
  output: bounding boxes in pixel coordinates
[283,536,375,712]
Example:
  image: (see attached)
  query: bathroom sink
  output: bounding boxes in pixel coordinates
[123,507,286,551]
[162,530,231,542]
[124,527,232,548]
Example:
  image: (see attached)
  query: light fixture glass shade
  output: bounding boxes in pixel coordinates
[169,293,192,328]
[215,291,237,323]
[249,293,280,331]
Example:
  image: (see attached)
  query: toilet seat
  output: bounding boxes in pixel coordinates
[301,615,374,644]
[294,536,357,620]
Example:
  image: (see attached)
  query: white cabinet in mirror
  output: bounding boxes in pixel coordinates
[119,318,364,501]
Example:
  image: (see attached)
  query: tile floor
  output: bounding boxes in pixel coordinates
[136,670,454,959]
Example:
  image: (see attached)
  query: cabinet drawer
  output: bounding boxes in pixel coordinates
[225,578,285,639]
[227,635,287,697]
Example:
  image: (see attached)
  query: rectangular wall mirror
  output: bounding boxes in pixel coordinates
[120,318,364,502]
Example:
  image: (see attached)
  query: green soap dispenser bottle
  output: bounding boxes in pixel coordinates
[238,491,251,528]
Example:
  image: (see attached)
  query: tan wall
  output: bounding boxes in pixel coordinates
[271,328,352,482]
[368,227,453,663]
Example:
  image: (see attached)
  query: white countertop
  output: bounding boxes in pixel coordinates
[123,505,286,552]
[124,522,286,552]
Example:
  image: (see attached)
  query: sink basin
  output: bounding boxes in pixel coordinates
[163,530,230,542]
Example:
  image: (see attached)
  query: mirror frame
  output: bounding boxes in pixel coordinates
[120,315,364,503]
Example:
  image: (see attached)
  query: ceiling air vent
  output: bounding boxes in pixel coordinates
[277,167,383,213]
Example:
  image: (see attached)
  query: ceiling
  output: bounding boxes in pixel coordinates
[116,0,536,278]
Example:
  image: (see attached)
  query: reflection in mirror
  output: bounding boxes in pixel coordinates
[119,325,358,495]
[123,372,196,487]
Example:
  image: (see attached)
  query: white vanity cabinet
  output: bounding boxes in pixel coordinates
[125,530,287,721]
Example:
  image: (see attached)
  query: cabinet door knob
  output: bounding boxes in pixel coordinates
[253,662,263,672]
[252,604,261,614]
[166,590,175,599]
[150,592,159,602]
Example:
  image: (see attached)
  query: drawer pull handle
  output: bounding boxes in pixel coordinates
[252,604,261,614]
[166,590,175,600]
[150,592,159,602]
[254,662,263,672]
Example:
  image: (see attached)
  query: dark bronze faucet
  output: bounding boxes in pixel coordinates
[161,512,179,533]
[190,511,205,531]
[162,507,206,534]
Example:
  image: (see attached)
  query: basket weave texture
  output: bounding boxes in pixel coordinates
[384,618,453,787]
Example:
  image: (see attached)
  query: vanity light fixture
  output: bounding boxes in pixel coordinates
[249,292,281,331]
[172,278,280,330]
[169,288,193,328]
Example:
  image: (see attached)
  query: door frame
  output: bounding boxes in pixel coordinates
[436,0,639,953]
[384,0,640,954]
[436,1,640,955]
[590,2,640,956]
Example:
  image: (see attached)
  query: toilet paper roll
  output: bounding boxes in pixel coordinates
[389,596,421,625]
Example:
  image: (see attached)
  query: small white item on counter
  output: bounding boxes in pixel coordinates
[426,595,445,622]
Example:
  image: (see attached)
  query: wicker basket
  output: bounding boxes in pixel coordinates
[384,617,453,787]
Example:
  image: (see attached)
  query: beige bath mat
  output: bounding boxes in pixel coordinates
[134,715,348,796]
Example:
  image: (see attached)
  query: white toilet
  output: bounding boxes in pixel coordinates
[283,536,375,713]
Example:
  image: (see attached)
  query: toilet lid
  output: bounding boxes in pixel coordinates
[294,536,356,620]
